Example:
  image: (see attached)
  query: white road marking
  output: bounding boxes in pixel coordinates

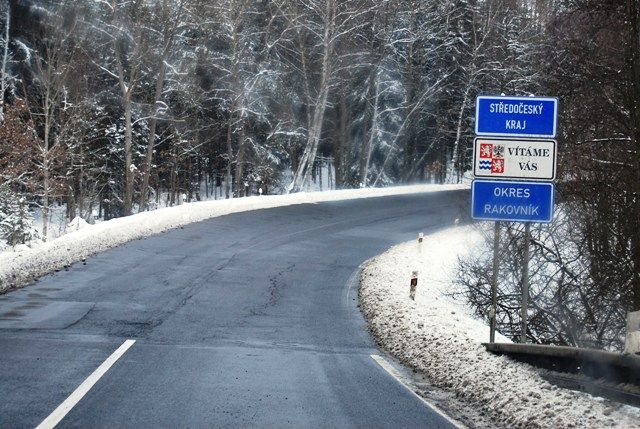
[370,354,466,429]
[36,339,136,429]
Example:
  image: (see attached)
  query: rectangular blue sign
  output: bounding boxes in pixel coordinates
[472,180,555,223]
[476,96,558,138]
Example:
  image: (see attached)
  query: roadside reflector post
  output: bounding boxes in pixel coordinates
[520,222,531,343]
[417,233,424,254]
[410,271,418,300]
[490,222,500,343]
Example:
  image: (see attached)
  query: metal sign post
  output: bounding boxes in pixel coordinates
[490,222,500,343]
[520,222,531,343]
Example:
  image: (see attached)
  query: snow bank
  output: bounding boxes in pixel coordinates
[66,216,90,233]
[0,184,464,293]
[359,226,640,428]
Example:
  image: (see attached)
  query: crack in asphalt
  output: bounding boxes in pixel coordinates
[249,264,296,316]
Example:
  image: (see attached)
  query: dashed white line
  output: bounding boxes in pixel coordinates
[36,339,136,429]
[370,354,466,429]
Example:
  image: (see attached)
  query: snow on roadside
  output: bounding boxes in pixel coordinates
[359,225,640,428]
[0,184,464,293]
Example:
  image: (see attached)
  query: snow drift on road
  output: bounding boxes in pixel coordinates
[359,225,640,428]
[0,184,464,293]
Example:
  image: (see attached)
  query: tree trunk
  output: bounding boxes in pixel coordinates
[204,170,209,198]
[169,149,177,206]
[139,0,184,210]
[77,143,84,219]
[113,26,142,217]
[299,82,330,189]
[360,76,381,187]
[338,92,348,187]
[187,156,193,202]
[290,0,335,192]
[0,6,9,120]
[628,0,640,311]
[139,60,167,212]
[123,92,134,215]
[225,117,233,199]
[42,90,51,241]
[401,23,417,179]
[446,86,470,183]
[234,121,246,197]
[42,163,49,240]
[66,183,76,220]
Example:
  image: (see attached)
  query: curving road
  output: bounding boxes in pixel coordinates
[0,189,468,428]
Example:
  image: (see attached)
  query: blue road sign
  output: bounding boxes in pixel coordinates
[476,96,558,138]
[472,180,555,223]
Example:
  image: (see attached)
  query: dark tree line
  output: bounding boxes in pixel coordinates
[0,0,542,237]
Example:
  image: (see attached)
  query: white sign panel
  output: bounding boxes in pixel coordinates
[473,138,557,181]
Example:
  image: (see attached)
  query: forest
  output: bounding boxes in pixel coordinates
[0,0,549,229]
[1,0,639,349]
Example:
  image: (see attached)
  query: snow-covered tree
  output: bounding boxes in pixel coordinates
[0,186,40,248]
[138,0,188,211]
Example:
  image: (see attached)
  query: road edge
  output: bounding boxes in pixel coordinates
[358,232,640,428]
[0,185,465,294]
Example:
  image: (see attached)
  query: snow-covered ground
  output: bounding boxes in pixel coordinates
[25,183,238,245]
[359,225,640,428]
[0,184,464,293]
[25,173,341,245]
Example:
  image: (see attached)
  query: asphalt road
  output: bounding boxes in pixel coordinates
[0,189,469,428]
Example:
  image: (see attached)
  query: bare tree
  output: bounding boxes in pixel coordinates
[371,1,457,185]
[91,0,153,215]
[28,9,80,240]
[139,0,186,211]
[284,0,377,191]
[0,2,10,120]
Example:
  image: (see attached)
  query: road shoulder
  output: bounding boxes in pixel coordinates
[359,225,640,428]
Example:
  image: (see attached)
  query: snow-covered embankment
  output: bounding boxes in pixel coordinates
[0,184,464,293]
[359,225,640,428]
